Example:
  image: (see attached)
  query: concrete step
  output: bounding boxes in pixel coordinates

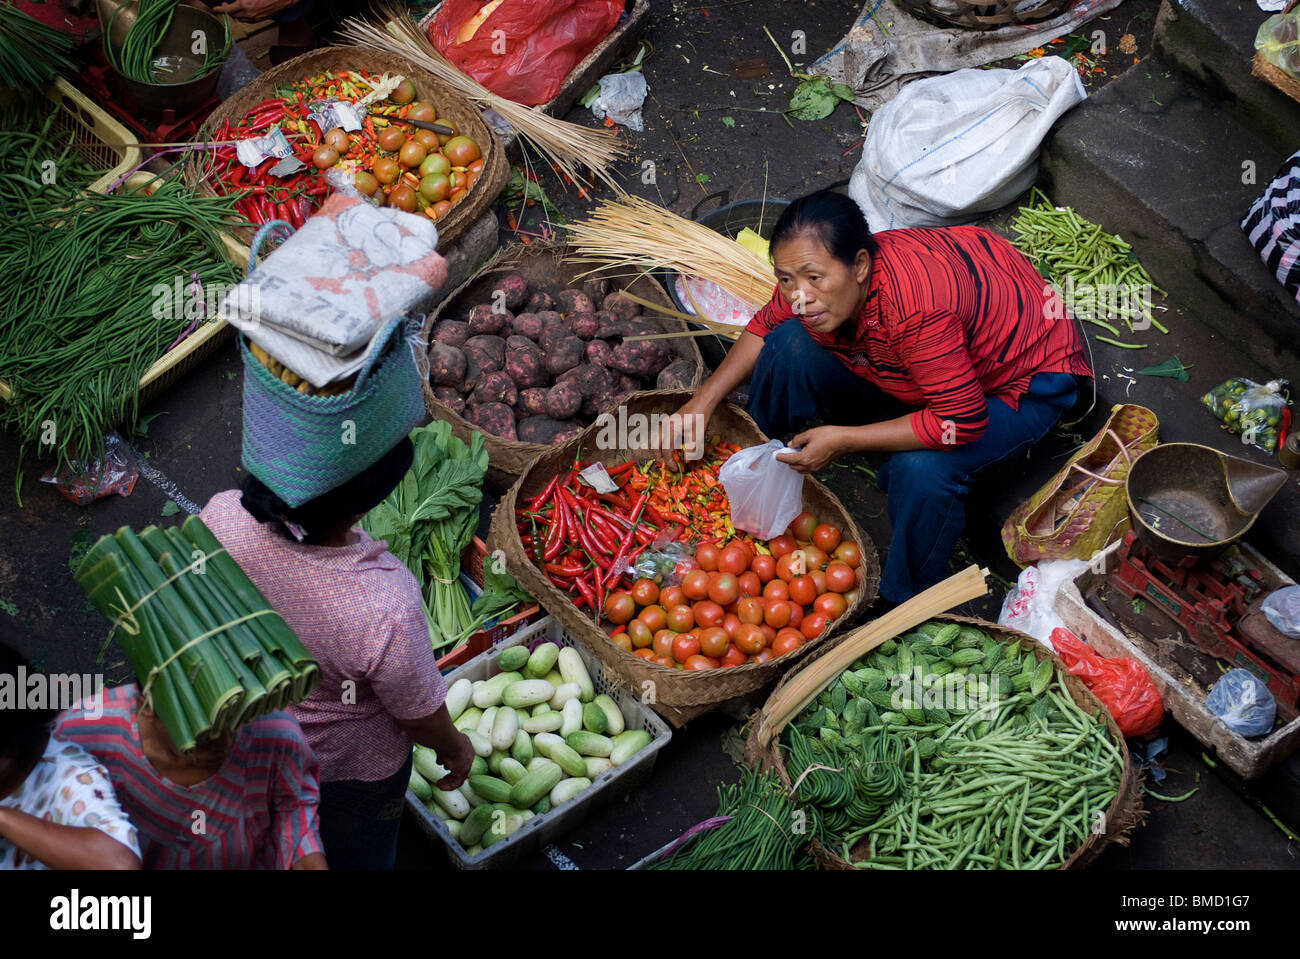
[1040,56,1300,385]
[1153,0,1300,149]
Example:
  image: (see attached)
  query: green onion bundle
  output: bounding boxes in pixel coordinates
[649,768,813,870]
[74,516,320,753]
[1010,187,1169,345]
[106,1,231,84]
[0,173,243,472]
[0,4,78,89]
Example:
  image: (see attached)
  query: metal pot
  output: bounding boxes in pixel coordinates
[100,1,226,116]
[1125,442,1288,564]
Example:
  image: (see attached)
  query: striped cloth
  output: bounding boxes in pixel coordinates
[747,225,1092,449]
[200,490,446,783]
[1241,149,1300,306]
[54,686,323,870]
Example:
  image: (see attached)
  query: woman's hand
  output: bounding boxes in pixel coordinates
[212,0,299,21]
[652,401,711,464]
[430,728,474,790]
[776,426,851,474]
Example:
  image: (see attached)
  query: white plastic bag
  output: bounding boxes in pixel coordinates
[1262,586,1300,640]
[997,558,1089,650]
[719,440,804,541]
[849,57,1086,230]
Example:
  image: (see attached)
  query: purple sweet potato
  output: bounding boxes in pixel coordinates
[503,346,548,388]
[535,310,564,326]
[539,320,571,354]
[544,336,585,377]
[613,373,641,395]
[525,290,554,313]
[510,311,543,341]
[468,402,517,440]
[431,319,471,349]
[432,386,466,416]
[581,275,610,305]
[471,370,518,408]
[556,363,606,399]
[554,423,584,444]
[656,357,696,390]
[580,384,622,420]
[427,342,467,388]
[544,381,582,419]
[463,334,505,373]
[491,273,530,312]
[609,340,672,377]
[584,339,614,368]
[602,291,641,323]
[468,304,511,336]
[518,416,582,445]
[566,311,601,340]
[518,388,551,417]
[555,288,595,315]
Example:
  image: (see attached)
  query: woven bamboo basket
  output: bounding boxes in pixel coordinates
[423,246,706,493]
[895,0,1075,31]
[187,47,507,248]
[489,389,881,727]
[743,616,1144,870]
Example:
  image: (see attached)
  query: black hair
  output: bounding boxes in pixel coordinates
[240,436,415,544]
[769,190,878,266]
[0,642,54,787]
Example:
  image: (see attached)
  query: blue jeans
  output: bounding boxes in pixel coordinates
[746,319,1083,602]
[318,752,412,870]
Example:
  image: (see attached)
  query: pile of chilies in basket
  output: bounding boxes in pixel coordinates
[515,442,754,622]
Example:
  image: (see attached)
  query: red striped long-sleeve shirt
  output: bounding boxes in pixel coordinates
[746,225,1092,448]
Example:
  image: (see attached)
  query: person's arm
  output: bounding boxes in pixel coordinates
[262,716,329,871]
[291,852,328,869]
[776,415,925,474]
[395,708,474,790]
[0,807,141,870]
[654,331,765,461]
[211,0,299,21]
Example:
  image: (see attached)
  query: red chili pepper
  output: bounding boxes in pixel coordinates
[574,579,598,609]
[542,516,564,561]
[528,475,559,510]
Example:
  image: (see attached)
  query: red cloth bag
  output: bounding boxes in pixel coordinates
[427,0,625,106]
[1049,627,1164,737]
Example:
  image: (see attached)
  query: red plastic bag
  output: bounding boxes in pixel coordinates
[1049,627,1164,737]
[427,0,624,106]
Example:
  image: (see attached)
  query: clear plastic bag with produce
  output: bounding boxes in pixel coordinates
[718,440,804,541]
[1255,8,1300,76]
[1200,378,1291,452]
[624,542,695,586]
[1206,669,1276,738]
[1262,586,1300,641]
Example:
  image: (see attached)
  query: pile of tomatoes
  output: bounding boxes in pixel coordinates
[601,511,864,671]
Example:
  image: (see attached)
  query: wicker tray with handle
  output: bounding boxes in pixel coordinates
[489,389,881,728]
[744,615,1143,870]
[895,0,1075,30]
[187,47,507,249]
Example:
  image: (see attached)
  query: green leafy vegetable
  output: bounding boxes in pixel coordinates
[1137,356,1193,381]
[502,167,566,224]
[788,76,855,120]
[720,116,736,128]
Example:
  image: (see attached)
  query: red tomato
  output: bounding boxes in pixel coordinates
[759,623,777,645]
[681,570,710,602]
[768,534,797,558]
[813,524,842,553]
[630,578,660,607]
[719,545,749,576]
[627,619,653,649]
[810,570,828,596]
[803,547,829,571]
[737,596,765,626]
[721,644,748,667]
[632,648,655,660]
[708,572,739,606]
[776,552,806,582]
[660,586,686,611]
[637,604,667,633]
[684,654,715,671]
[789,511,818,542]
[734,624,766,655]
[612,632,633,652]
[604,592,635,625]
[672,633,701,664]
[814,592,847,620]
[666,605,695,633]
[789,575,817,608]
[753,649,774,664]
[722,613,742,639]
[738,571,762,598]
[652,629,677,658]
[786,600,804,628]
[763,579,790,602]
[751,554,777,583]
[764,599,791,629]
[698,626,729,658]
[695,542,720,571]
[825,562,856,594]
[833,541,863,569]
[772,630,805,657]
[800,613,828,641]
[693,600,725,628]
[650,654,675,669]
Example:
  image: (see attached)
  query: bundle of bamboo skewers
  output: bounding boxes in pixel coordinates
[75,516,320,753]
[340,4,626,192]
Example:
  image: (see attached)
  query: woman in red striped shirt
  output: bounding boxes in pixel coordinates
[664,191,1092,606]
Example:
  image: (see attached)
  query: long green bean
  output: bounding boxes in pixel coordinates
[105,2,232,84]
